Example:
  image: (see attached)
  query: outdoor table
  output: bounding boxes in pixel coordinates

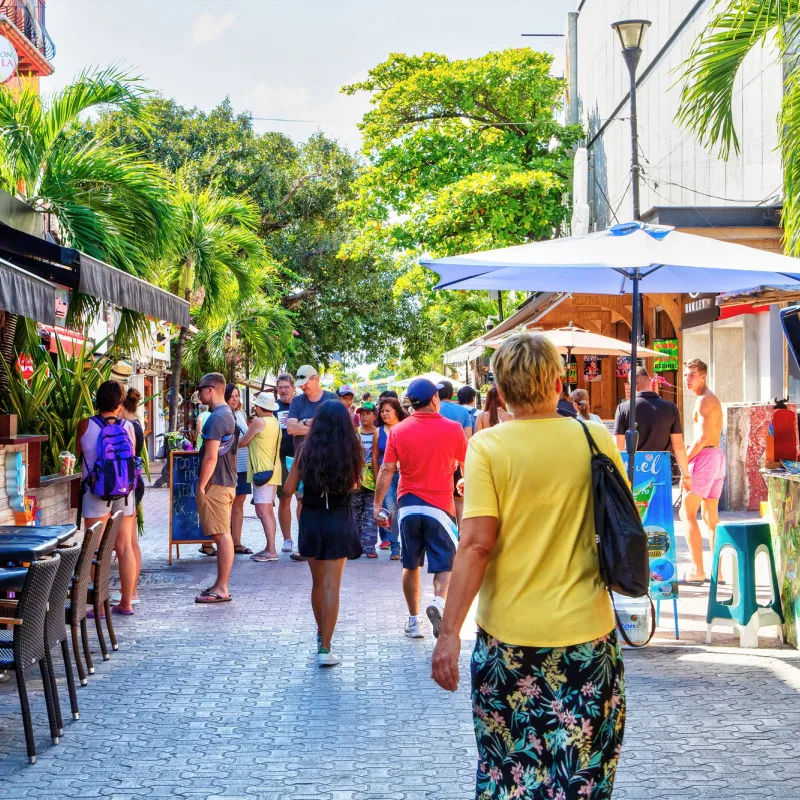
[0,525,75,563]
[0,567,29,592]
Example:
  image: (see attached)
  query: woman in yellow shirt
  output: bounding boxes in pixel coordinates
[432,333,626,800]
[239,393,282,562]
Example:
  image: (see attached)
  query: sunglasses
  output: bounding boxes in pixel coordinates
[197,384,214,391]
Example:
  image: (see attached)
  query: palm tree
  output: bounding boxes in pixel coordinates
[677,2,799,251]
[0,66,173,288]
[182,294,294,383]
[161,183,268,430]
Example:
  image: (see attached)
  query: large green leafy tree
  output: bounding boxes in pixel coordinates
[343,48,582,257]
[0,68,173,343]
[77,98,412,366]
[678,2,800,251]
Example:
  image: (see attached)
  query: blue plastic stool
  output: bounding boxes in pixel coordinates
[706,521,783,648]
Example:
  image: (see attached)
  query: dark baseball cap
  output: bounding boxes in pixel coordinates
[406,378,440,405]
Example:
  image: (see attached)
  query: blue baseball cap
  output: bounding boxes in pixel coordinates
[406,378,441,405]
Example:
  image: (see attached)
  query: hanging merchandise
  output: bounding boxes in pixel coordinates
[617,356,631,378]
[584,355,602,382]
[653,339,679,372]
[561,356,577,385]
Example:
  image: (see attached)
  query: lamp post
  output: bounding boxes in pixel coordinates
[611,19,651,222]
[611,18,650,484]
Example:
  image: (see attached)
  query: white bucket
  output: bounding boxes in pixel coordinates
[613,593,652,647]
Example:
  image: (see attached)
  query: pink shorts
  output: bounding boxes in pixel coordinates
[688,447,726,500]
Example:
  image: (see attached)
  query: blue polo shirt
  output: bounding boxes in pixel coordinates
[439,400,472,431]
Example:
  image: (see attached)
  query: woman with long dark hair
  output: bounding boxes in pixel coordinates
[284,400,363,667]
[475,385,512,432]
[374,397,407,559]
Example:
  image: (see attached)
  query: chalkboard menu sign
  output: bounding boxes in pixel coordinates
[169,450,212,564]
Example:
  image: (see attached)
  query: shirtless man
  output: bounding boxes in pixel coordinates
[680,358,725,584]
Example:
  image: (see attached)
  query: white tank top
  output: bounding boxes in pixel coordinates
[80,416,134,478]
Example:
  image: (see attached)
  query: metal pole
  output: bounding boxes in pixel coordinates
[497,292,504,322]
[623,47,643,221]
[626,272,641,484]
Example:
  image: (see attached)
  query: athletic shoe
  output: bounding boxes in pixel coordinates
[404,617,424,639]
[281,539,294,553]
[318,648,341,667]
[426,596,446,639]
[379,541,390,550]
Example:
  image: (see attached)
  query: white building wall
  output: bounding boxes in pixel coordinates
[576,0,783,229]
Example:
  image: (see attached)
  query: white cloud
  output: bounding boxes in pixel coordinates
[243,81,313,117]
[191,12,237,47]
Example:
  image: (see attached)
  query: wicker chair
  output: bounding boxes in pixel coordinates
[66,521,103,685]
[44,543,82,729]
[87,511,122,661]
[0,555,61,764]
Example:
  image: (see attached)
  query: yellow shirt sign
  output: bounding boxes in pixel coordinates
[464,417,623,647]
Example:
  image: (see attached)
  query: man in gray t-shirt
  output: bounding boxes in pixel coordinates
[286,365,337,450]
[195,372,238,604]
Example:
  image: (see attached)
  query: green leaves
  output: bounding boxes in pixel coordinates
[678,1,800,253]
[344,48,578,368]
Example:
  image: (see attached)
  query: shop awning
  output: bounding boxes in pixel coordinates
[717,285,800,308]
[0,219,189,327]
[77,253,189,327]
[0,257,55,325]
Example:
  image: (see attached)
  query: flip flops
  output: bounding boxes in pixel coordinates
[111,605,134,616]
[250,552,279,562]
[234,546,254,555]
[678,572,705,586]
[194,589,232,604]
[198,547,217,557]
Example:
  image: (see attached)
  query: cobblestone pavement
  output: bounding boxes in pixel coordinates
[1,487,799,799]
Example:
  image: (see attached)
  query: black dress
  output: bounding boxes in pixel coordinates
[298,487,363,561]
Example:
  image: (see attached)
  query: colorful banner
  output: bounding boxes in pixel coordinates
[616,356,631,378]
[654,338,678,372]
[622,451,679,601]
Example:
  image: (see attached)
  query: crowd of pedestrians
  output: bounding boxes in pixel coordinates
[72,344,728,798]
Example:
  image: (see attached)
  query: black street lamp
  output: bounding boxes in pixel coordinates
[611,19,651,222]
[611,18,650,483]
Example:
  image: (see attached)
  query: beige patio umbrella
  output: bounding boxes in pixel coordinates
[483,323,661,391]
[393,371,463,389]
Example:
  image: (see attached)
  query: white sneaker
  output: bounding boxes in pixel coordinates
[404,617,424,639]
[318,648,341,667]
[281,539,294,553]
[426,596,446,639]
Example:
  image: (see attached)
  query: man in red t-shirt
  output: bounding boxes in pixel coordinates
[374,378,467,640]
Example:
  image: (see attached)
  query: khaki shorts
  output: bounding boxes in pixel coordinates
[196,483,235,537]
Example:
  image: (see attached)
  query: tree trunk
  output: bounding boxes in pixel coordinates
[168,326,188,432]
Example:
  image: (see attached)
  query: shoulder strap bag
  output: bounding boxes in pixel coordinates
[577,419,656,648]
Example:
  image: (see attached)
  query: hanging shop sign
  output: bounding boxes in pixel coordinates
[561,357,577,385]
[15,353,33,381]
[616,356,631,378]
[654,338,679,372]
[584,355,602,382]
[0,35,18,85]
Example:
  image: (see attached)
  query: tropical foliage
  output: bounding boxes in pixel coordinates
[159,183,291,428]
[78,99,413,367]
[0,68,173,345]
[678,1,800,252]
[1,324,114,474]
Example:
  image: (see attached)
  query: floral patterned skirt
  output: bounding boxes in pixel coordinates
[471,629,626,800]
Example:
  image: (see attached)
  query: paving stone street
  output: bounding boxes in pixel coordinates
[1,486,799,799]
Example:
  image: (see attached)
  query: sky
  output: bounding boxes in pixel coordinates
[45,0,574,153]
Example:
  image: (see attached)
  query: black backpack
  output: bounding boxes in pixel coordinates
[578,420,655,646]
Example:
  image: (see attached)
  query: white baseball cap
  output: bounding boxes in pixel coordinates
[295,365,319,387]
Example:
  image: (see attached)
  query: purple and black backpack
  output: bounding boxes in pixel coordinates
[88,415,142,502]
